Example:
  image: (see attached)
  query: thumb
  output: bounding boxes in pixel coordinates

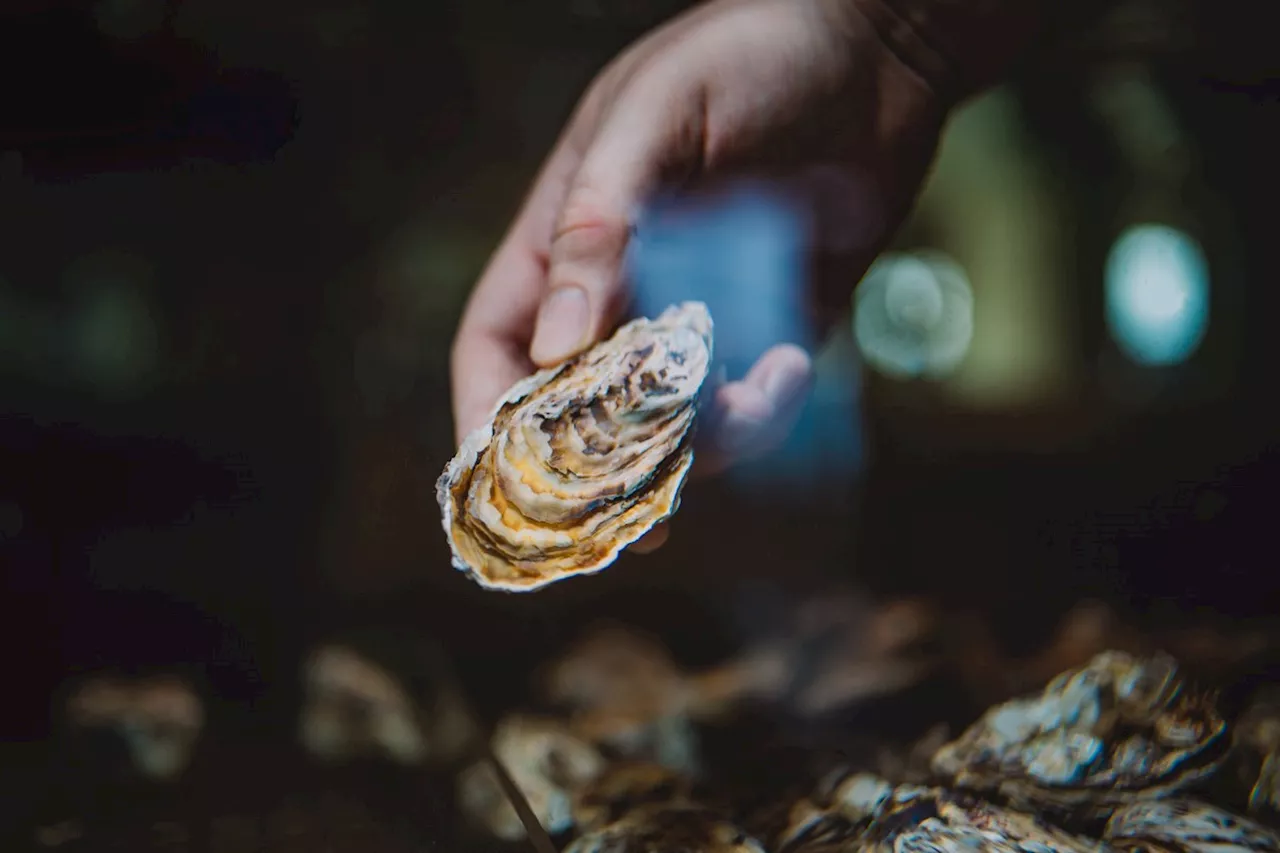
[529,75,705,367]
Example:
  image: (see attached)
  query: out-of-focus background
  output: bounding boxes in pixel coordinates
[1,0,1278,847]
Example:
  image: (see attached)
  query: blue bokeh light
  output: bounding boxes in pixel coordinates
[1104,223,1210,367]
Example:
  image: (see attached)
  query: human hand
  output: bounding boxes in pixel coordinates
[451,0,949,550]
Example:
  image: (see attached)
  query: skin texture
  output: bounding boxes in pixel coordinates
[449,0,1043,552]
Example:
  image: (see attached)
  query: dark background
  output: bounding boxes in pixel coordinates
[0,0,1277,834]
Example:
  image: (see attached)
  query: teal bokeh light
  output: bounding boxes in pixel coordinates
[1104,224,1210,367]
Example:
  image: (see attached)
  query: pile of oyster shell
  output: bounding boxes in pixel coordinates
[453,643,1280,853]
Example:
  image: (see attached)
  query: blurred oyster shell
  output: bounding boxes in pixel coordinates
[542,623,702,773]
[851,785,1110,853]
[1232,687,1280,823]
[65,673,204,781]
[298,643,478,766]
[1104,798,1280,852]
[457,715,606,840]
[438,301,714,592]
[572,761,696,833]
[931,650,1229,819]
[564,803,767,853]
[777,772,1109,853]
[778,773,1111,853]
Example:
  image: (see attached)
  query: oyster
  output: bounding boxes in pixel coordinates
[564,803,767,853]
[572,761,696,833]
[542,623,702,773]
[438,302,714,592]
[1104,798,1280,852]
[65,673,204,781]
[457,715,607,840]
[1233,687,1280,822]
[299,644,442,766]
[931,650,1230,818]
[851,785,1112,853]
[778,771,1109,853]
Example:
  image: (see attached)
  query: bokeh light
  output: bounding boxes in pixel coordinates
[1104,223,1209,367]
[852,251,975,380]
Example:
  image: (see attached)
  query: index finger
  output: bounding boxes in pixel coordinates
[450,124,592,443]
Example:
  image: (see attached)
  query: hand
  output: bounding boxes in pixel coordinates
[450,0,947,550]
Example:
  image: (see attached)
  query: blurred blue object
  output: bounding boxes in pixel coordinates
[627,182,862,498]
[628,182,816,375]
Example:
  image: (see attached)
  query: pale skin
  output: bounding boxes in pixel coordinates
[451,0,953,551]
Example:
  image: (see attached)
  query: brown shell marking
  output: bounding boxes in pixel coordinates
[438,302,714,592]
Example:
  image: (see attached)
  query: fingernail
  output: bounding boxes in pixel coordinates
[530,286,590,365]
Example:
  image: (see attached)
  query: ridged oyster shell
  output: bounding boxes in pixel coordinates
[1104,798,1280,852]
[776,771,1109,853]
[438,302,714,592]
[931,650,1229,818]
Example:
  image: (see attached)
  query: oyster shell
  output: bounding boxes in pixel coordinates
[572,761,696,833]
[777,772,1110,853]
[457,715,607,840]
[299,643,461,766]
[851,786,1112,853]
[542,623,702,773]
[931,650,1229,818]
[1104,798,1280,853]
[564,803,767,853]
[65,673,204,781]
[1233,687,1280,823]
[438,302,714,592]
[298,640,480,767]
[778,773,1111,853]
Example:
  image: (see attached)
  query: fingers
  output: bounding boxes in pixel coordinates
[627,343,814,556]
[451,115,593,443]
[694,343,814,477]
[529,71,708,367]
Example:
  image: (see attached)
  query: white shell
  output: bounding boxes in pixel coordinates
[438,302,714,592]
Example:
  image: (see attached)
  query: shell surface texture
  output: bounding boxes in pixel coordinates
[563,803,767,853]
[931,650,1230,819]
[775,770,1109,853]
[438,301,714,592]
[1103,798,1280,853]
[1233,687,1280,823]
[572,761,697,833]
